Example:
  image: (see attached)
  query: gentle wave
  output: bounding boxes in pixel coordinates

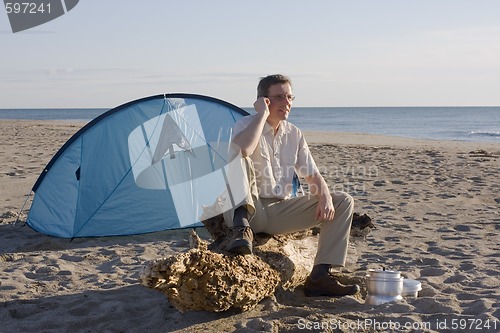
[469,131,500,137]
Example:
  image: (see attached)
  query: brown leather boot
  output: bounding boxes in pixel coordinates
[304,273,360,297]
[226,226,253,255]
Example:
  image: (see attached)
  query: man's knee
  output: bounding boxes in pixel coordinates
[332,191,354,214]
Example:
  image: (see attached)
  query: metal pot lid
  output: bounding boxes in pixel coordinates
[368,269,402,279]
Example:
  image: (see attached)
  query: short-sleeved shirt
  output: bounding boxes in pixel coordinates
[233,114,319,199]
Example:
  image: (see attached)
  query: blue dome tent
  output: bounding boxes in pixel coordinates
[26,94,250,238]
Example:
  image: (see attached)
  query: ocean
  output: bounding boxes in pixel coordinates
[0,107,499,143]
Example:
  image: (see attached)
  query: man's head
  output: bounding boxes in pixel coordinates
[257,74,294,125]
[257,74,292,98]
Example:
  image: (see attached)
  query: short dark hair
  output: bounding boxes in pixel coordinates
[257,74,292,98]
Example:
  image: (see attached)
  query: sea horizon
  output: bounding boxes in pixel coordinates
[0,106,499,143]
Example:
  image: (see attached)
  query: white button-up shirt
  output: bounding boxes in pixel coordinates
[233,114,319,199]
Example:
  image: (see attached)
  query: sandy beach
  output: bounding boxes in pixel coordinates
[1,120,499,332]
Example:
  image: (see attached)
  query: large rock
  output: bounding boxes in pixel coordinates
[140,213,370,312]
[140,235,280,312]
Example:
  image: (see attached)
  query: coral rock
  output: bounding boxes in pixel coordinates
[140,248,280,312]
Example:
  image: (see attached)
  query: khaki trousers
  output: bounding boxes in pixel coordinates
[224,157,354,267]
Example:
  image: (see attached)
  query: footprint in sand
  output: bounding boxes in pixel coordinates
[411,297,456,314]
[456,293,480,301]
[66,300,100,317]
[443,273,468,283]
[238,318,275,332]
[454,224,472,232]
[459,262,476,271]
[9,307,38,320]
[60,254,84,262]
[461,299,491,316]
[372,180,387,187]
[417,257,441,266]
[419,267,447,277]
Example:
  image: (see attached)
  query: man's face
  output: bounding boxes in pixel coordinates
[267,83,293,122]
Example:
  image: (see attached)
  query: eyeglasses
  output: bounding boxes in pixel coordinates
[267,94,295,102]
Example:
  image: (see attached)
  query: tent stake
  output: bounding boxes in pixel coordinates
[13,190,32,227]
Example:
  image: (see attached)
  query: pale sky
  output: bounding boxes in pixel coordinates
[1,0,500,108]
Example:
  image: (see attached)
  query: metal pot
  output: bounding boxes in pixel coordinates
[366,276,404,296]
[365,269,404,305]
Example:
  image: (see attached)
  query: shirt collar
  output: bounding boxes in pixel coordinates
[263,120,287,137]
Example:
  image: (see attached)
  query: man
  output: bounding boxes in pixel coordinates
[224,74,359,297]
